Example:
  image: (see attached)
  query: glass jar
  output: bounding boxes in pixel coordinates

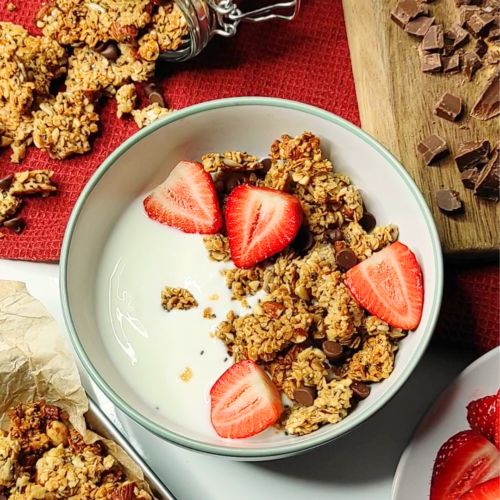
[159,0,301,62]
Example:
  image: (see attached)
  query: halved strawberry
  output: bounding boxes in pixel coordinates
[467,395,497,443]
[345,241,423,329]
[460,477,500,500]
[210,359,284,439]
[430,430,500,500]
[225,185,303,269]
[143,160,222,234]
[495,390,500,449]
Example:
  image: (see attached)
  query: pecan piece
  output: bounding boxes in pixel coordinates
[110,23,139,43]
[42,404,60,420]
[34,2,55,24]
[112,482,137,500]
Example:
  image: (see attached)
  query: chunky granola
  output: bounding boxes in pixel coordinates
[161,286,198,311]
[207,132,407,435]
[0,1,186,164]
[0,401,151,500]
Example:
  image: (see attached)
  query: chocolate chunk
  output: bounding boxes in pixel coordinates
[434,93,463,121]
[422,24,444,51]
[475,144,499,201]
[466,12,495,36]
[405,16,435,36]
[144,82,165,107]
[291,226,314,253]
[462,51,482,80]
[93,41,107,53]
[336,248,358,269]
[293,386,316,406]
[351,382,371,400]
[436,189,462,212]
[260,158,272,173]
[455,140,491,170]
[460,6,481,26]
[471,69,500,120]
[359,212,377,232]
[421,53,442,72]
[3,217,26,233]
[417,134,449,164]
[391,0,429,28]
[474,39,488,58]
[0,174,14,191]
[489,27,500,40]
[325,228,343,243]
[443,54,461,72]
[97,42,120,61]
[322,341,343,361]
[461,168,480,188]
[446,24,470,49]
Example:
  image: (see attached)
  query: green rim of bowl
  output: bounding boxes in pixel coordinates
[60,97,443,459]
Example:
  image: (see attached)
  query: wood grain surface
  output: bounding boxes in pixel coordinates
[342,0,499,257]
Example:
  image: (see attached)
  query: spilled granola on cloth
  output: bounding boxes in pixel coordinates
[204,132,404,436]
[0,400,151,500]
[0,1,187,163]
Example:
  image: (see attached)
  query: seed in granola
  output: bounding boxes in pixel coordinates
[326,228,344,243]
[359,212,377,233]
[351,381,371,400]
[293,386,316,407]
[291,226,314,253]
[336,248,358,269]
[3,217,26,233]
[322,341,344,361]
[99,42,120,61]
[144,82,165,107]
[0,175,14,191]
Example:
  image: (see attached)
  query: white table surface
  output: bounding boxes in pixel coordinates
[0,258,477,500]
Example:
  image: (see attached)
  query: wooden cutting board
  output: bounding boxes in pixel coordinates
[342,0,499,258]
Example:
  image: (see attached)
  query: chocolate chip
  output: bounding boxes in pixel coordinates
[98,42,120,61]
[293,386,316,406]
[322,341,343,361]
[461,168,480,189]
[224,172,246,192]
[471,69,500,121]
[421,53,442,72]
[93,41,107,53]
[466,12,495,37]
[474,39,488,58]
[405,16,435,36]
[417,134,448,165]
[336,248,358,269]
[326,228,343,243]
[436,189,462,212]
[260,158,272,174]
[443,54,461,73]
[359,212,377,233]
[475,144,499,201]
[291,226,314,253]
[351,381,371,400]
[460,6,481,26]
[3,216,26,233]
[433,93,462,122]
[455,140,490,171]
[390,0,429,28]
[422,24,444,51]
[445,24,470,50]
[144,82,165,107]
[0,174,14,191]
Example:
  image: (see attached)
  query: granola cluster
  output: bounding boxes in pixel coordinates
[160,286,198,311]
[204,132,405,435]
[0,401,151,500]
[0,1,187,163]
[0,170,56,235]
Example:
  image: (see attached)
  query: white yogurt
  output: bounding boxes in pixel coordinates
[95,195,262,438]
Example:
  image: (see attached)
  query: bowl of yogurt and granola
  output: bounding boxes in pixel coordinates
[60,97,443,460]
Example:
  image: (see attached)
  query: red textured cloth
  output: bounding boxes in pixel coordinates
[0,0,498,354]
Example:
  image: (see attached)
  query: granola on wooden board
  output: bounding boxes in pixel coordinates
[199,132,409,436]
[0,401,151,500]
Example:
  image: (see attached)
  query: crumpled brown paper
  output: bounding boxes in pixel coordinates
[0,280,151,494]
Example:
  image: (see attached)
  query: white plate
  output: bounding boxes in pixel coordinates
[392,346,500,499]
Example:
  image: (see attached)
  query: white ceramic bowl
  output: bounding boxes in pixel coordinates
[60,97,443,460]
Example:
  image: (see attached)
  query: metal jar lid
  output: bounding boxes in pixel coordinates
[159,0,300,62]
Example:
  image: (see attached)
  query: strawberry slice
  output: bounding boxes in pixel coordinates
[143,160,222,234]
[210,359,284,439]
[225,185,303,269]
[467,395,497,443]
[495,390,500,450]
[430,430,500,500]
[345,241,423,329]
[460,478,500,500]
